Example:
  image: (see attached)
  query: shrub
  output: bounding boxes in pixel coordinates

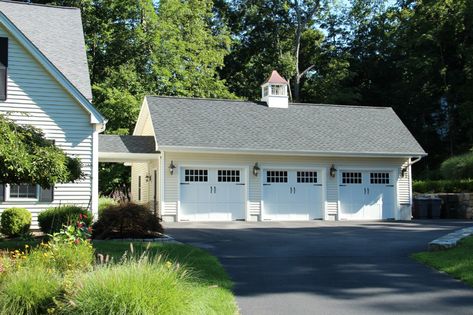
[38,205,92,234]
[0,266,61,315]
[93,203,163,239]
[62,258,197,315]
[98,196,117,216]
[0,208,31,237]
[413,179,473,193]
[440,151,473,180]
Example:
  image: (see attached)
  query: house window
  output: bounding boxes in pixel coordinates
[370,172,390,184]
[7,184,38,200]
[266,170,288,183]
[138,176,142,201]
[184,169,208,182]
[263,86,269,97]
[297,171,317,183]
[342,172,362,184]
[218,170,240,183]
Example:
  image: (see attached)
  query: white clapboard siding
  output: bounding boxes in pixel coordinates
[131,162,150,204]
[0,26,95,229]
[155,152,410,220]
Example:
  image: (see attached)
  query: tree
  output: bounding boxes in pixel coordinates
[0,114,83,188]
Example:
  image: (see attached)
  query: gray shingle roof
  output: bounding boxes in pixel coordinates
[146,96,426,156]
[0,1,92,100]
[99,135,157,154]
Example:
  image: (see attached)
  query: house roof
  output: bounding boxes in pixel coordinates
[263,70,288,85]
[0,1,92,100]
[146,96,426,157]
[99,135,157,154]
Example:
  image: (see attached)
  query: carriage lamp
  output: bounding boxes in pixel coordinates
[253,162,260,176]
[329,164,337,178]
[169,160,176,175]
[401,166,408,177]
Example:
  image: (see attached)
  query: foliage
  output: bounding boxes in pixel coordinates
[413,179,473,193]
[62,244,237,315]
[440,151,473,180]
[413,236,473,287]
[38,206,92,234]
[25,241,94,274]
[0,208,31,237]
[92,203,163,239]
[0,266,62,315]
[98,196,118,216]
[0,241,237,315]
[98,163,131,198]
[0,114,83,188]
[49,215,92,245]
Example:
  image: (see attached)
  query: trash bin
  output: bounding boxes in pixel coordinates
[413,198,430,219]
[413,197,442,219]
[429,198,442,219]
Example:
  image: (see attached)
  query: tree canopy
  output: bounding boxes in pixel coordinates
[27,0,473,179]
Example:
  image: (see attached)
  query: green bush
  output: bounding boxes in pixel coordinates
[440,151,473,180]
[0,266,61,315]
[413,179,473,193]
[38,206,92,234]
[62,258,198,315]
[93,203,163,239]
[0,208,31,237]
[98,196,117,217]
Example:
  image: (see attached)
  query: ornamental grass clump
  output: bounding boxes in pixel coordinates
[62,256,197,315]
[0,266,61,315]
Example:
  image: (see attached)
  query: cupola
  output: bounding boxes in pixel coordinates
[261,70,289,108]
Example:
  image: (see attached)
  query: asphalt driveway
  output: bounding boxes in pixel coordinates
[165,220,473,315]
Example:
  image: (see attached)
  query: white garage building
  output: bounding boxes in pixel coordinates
[99,71,426,222]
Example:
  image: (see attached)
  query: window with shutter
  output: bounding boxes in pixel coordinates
[0,37,7,101]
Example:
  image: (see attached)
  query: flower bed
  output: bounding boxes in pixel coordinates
[0,218,237,314]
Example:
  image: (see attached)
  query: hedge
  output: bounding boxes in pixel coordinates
[413,179,473,193]
[38,206,92,234]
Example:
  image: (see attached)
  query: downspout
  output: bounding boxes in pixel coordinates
[407,156,423,209]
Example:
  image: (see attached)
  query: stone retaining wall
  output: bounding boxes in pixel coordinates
[417,193,473,219]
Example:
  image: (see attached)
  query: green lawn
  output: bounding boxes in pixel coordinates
[412,236,473,287]
[0,239,238,314]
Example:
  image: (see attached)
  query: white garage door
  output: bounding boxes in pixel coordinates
[339,171,395,220]
[179,168,246,221]
[262,169,324,221]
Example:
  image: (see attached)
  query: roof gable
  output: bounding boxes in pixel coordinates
[146,96,426,157]
[0,1,92,100]
[0,3,105,124]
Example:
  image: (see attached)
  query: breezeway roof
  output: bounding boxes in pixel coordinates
[146,96,426,157]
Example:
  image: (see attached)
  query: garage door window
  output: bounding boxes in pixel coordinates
[218,170,240,182]
[184,169,208,182]
[342,172,362,184]
[370,172,390,184]
[266,171,288,183]
[297,171,317,183]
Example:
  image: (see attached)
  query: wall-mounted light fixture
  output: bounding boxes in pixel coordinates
[145,174,152,182]
[253,162,260,176]
[401,166,408,177]
[169,160,176,175]
[329,164,337,178]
